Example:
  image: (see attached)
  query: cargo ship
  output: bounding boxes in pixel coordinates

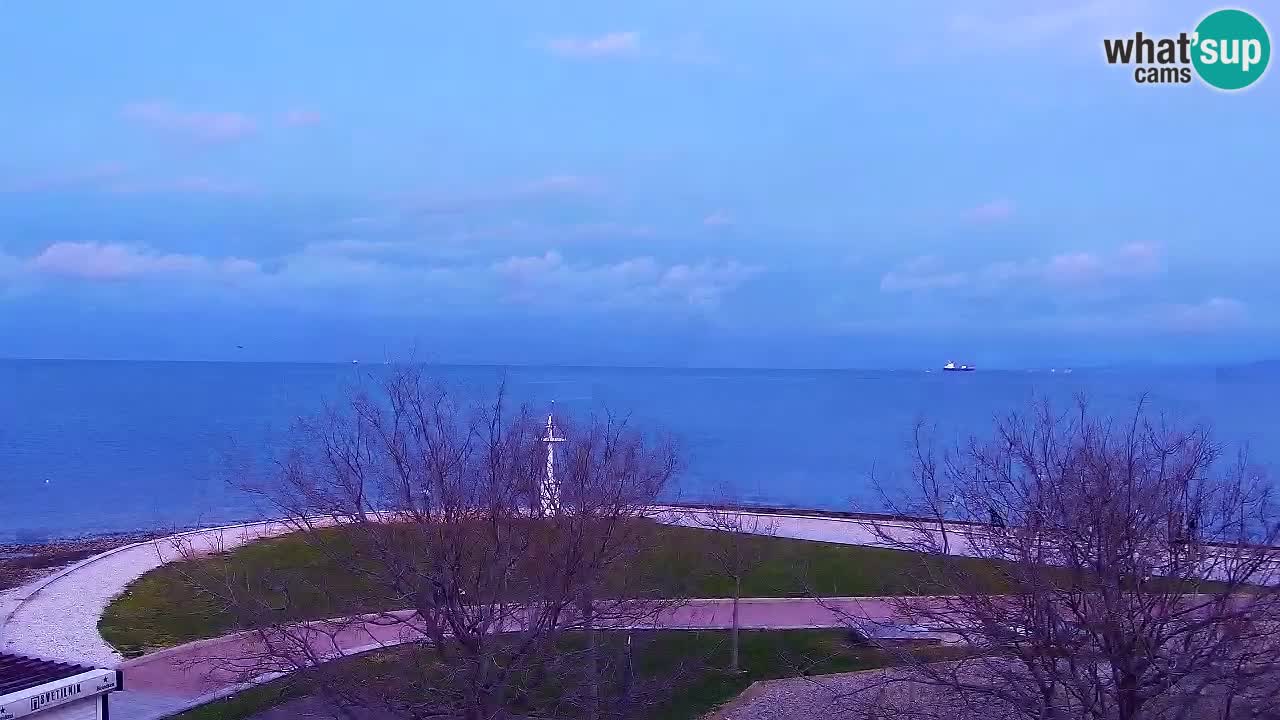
[943,361,975,372]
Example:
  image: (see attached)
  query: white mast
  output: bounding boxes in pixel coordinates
[540,404,565,515]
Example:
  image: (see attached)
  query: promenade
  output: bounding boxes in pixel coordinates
[0,507,978,719]
[0,508,975,667]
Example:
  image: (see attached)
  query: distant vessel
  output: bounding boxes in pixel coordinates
[943,361,975,372]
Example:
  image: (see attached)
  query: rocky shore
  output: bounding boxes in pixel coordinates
[0,531,165,591]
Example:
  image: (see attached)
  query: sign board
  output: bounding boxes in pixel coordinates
[0,670,117,719]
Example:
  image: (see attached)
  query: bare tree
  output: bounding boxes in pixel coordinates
[178,366,683,720]
[845,396,1280,720]
[692,484,778,673]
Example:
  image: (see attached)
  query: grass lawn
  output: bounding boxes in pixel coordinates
[169,629,960,720]
[101,523,1010,656]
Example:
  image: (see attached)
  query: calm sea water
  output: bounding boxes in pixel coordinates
[1,360,1276,542]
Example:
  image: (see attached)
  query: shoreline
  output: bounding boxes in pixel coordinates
[0,530,168,592]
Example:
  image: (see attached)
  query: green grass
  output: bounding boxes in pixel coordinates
[171,682,310,720]
[170,629,961,720]
[101,523,1009,656]
[641,629,960,720]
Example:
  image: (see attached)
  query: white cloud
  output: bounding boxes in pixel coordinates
[122,101,257,143]
[13,239,758,316]
[1040,242,1163,284]
[279,109,322,127]
[966,198,1015,222]
[1161,297,1247,332]
[883,244,1166,294]
[566,222,654,239]
[2,165,252,197]
[493,251,759,308]
[0,165,127,194]
[518,175,603,195]
[26,243,259,281]
[948,0,1154,50]
[543,32,639,59]
[407,175,606,216]
[1043,252,1104,283]
[108,176,253,196]
[703,211,734,227]
[880,255,969,292]
[1055,297,1248,334]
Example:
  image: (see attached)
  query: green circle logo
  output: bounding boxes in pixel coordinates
[1193,9,1270,90]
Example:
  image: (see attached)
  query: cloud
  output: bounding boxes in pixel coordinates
[302,239,416,258]
[493,251,760,309]
[1160,297,1247,332]
[518,175,603,196]
[302,220,654,268]
[948,0,1149,50]
[122,101,257,143]
[981,244,1163,286]
[14,237,756,317]
[881,244,1165,294]
[1116,241,1162,273]
[1043,252,1103,282]
[406,175,606,217]
[0,165,127,194]
[543,32,639,59]
[566,222,654,239]
[26,243,259,281]
[703,211,733,227]
[966,198,1014,222]
[1041,242,1163,284]
[1,165,251,196]
[279,109,322,127]
[880,255,969,292]
[1055,297,1249,334]
[108,176,253,196]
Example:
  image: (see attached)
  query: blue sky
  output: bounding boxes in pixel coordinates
[1,0,1276,367]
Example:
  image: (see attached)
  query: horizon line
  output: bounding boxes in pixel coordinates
[1,355,1271,373]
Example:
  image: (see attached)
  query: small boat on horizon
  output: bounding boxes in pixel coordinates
[943,361,975,372]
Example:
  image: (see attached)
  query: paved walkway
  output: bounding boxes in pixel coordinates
[112,596,934,720]
[0,508,976,668]
[0,520,317,666]
[0,507,985,718]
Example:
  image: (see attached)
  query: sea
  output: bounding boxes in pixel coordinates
[1,359,1277,543]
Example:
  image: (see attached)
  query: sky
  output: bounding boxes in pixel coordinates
[0,0,1277,368]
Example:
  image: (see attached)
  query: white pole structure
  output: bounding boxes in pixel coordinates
[540,406,565,515]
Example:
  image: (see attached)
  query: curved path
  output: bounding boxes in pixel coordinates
[0,520,316,666]
[0,508,969,668]
[114,596,935,720]
[0,507,980,719]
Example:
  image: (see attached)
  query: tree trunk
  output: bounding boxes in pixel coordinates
[1117,672,1140,720]
[583,592,599,720]
[731,572,741,672]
